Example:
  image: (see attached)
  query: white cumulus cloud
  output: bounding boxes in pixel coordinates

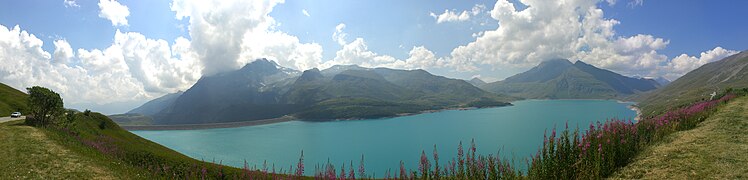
[1,25,142,108]
[112,30,201,93]
[437,0,734,80]
[660,47,738,80]
[302,9,310,17]
[322,25,447,71]
[53,39,74,64]
[0,24,202,114]
[429,4,484,24]
[98,0,130,26]
[332,23,348,46]
[402,46,448,70]
[171,0,324,75]
[322,38,400,69]
[239,30,323,72]
[430,10,470,24]
[629,0,644,8]
[64,0,79,8]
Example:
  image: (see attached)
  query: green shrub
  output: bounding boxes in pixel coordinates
[25,86,65,127]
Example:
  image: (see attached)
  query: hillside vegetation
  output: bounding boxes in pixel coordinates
[107,113,154,125]
[0,83,28,115]
[611,95,748,179]
[0,119,146,179]
[1,112,310,179]
[2,86,305,179]
[637,51,748,116]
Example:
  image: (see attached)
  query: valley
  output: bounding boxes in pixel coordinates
[1,1,746,178]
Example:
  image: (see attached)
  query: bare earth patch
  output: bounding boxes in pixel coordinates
[611,97,748,179]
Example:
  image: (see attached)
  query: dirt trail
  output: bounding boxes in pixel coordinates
[0,116,24,123]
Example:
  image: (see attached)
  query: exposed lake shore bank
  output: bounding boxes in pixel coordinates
[123,99,641,131]
[628,105,642,122]
[122,115,297,131]
[123,103,514,131]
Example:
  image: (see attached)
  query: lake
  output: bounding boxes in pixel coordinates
[131,99,636,176]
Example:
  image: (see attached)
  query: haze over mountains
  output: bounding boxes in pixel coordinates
[127,91,183,116]
[124,59,514,125]
[479,59,662,99]
[468,78,487,87]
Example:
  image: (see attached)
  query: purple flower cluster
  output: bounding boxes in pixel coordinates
[528,93,739,179]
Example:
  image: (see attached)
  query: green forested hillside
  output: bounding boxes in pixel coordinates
[480,59,660,99]
[278,67,516,120]
[0,83,28,115]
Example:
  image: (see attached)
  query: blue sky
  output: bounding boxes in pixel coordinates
[598,1,748,57]
[271,0,499,60]
[0,0,746,114]
[0,0,186,53]
[3,0,745,62]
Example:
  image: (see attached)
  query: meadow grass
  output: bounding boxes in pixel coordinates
[0,120,145,179]
[610,94,748,179]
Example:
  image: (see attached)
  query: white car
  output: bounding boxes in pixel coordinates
[10,112,21,118]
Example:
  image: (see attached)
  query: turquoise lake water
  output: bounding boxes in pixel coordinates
[132,99,636,176]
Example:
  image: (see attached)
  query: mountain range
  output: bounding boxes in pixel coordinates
[120,53,744,126]
[479,59,662,99]
[123,59,514,125]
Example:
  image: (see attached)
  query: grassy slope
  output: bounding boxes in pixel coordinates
[0,83,28,115]
[611,96,748,179]
[0,112,277,179]
[0,120,150,179]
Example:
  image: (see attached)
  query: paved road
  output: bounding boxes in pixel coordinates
[0,116,25,124]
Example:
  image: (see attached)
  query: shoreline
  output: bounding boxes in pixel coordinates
[122,104,514,131]
[614,100,642,122]
[122,115,297,131]
[628,105,643,122]
[394,104,512,117]
[123,99,640,131]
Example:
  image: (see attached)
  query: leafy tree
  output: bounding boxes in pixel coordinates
[26,86,64,127]
[63,109,77,127]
